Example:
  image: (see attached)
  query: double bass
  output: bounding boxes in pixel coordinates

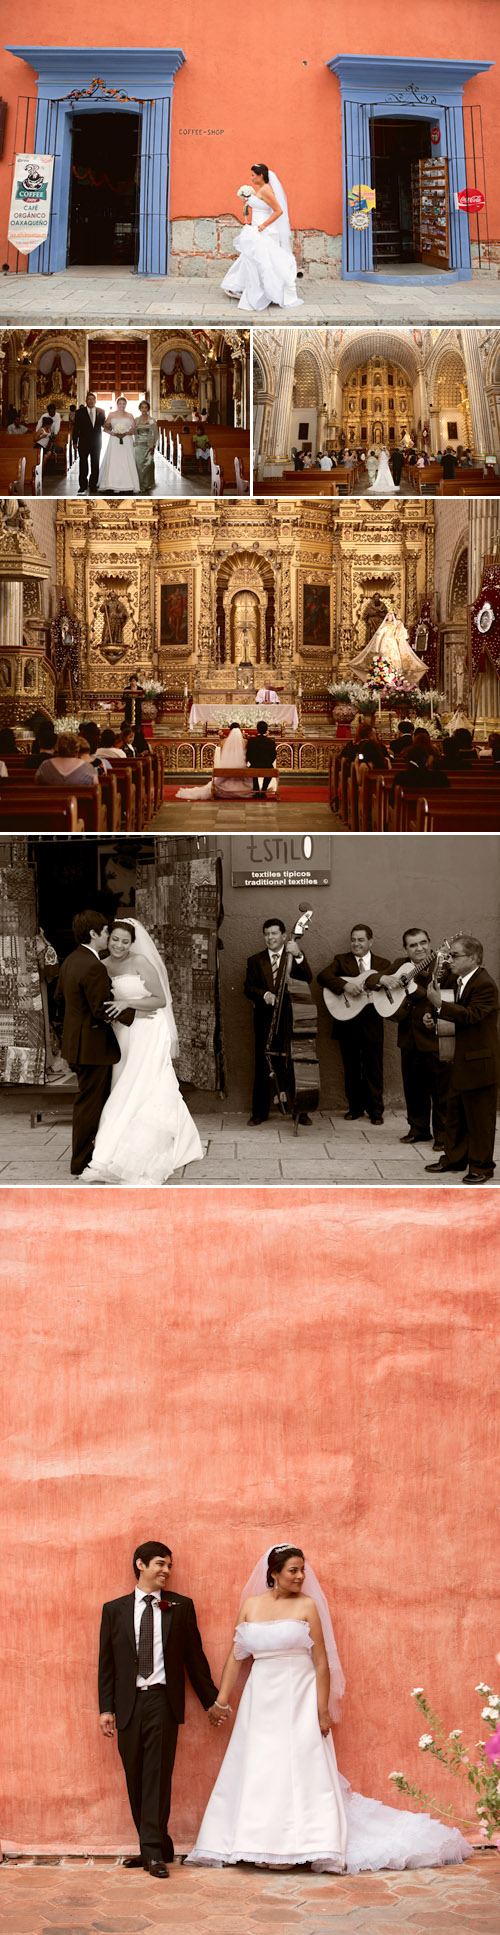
[265,906,320,1133]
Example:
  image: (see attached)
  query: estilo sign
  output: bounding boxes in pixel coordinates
[454,188,485,213]
[231,836,331,888]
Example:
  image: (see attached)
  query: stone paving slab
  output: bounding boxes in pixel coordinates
[0,1852,498,1935]
[2,271,500,327]
[0,1108,498,1188]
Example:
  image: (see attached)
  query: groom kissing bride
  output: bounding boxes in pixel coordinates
[56,909,203,1187]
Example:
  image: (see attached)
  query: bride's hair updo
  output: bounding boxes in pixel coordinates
[267,1544,304,1586]
[251,163,270,182]
[109,918,136,943]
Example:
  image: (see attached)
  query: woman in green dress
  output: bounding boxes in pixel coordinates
[134,399,158,494]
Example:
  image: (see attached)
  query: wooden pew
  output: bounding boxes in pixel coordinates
[0,788,80,832]
[416,796,500,832]
[5,778,105,830]
[0,434,37,493]
[257,474,338,497]
[392,777,500,833]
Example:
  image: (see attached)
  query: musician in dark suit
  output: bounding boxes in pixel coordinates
[246,720,277,794]
[55,909,133,1176]
[317,923,391,1123]
[73,392,106,493]
[244,918,313,1124]
[425,936,500,1184]
[386,926,453,1148]
[98,1540,219,1878]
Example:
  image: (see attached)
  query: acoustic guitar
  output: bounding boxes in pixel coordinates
[322,950,435,1025]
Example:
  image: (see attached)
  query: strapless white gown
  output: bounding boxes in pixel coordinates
[99,419,140,492]
[369,451,398,495]
[221,192,303,312]
[188,1622,472,1873]
[84,973,203,1185]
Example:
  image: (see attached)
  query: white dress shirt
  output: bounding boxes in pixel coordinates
[134,1587,166,1687]
[456,967,478,1000]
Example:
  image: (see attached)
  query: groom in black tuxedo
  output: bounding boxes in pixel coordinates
[73,391,106,493]
[98,1540,219,1877]
[55,909,134,1176]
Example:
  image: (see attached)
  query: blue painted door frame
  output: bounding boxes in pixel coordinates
[327,56,494,282]
[7,47,185,275]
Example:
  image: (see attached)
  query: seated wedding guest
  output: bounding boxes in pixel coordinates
[489,733,500,766]
[291,448,303,471]
[133,727,151,755]
[442,727,478,770]
[383,925,453,1149]
[118,722,136,756]
[36,731,99,788]
[317,451,333,471]
[0,759,6,779]
[7,411,28,434]
[425,936,500,1185]
[302,451,313,469]
[0,726,18,760]
[96,727,127,762]
[354,726,391,776]
[340,715,384,769]
[390,719,413,759]
[35,402,61,448]
[27,719,58,768]
[246,719,277,794]
[389,739,449,805]
[98,1540,219,1879]
[244,918,313,1125]
[441,447,457,480]
[317,923,390,1125]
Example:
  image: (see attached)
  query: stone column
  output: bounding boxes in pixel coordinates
[461,330,492,459]
[266,329,299,465]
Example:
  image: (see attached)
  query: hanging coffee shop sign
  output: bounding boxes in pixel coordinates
[8,155,54,254]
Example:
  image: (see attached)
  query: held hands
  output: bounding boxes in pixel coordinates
[318,1708,331,1737]
[208,1699,232,1728]
[100,1712,115,1738]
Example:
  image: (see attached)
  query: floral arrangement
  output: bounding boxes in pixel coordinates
[142,680,167,697]
[237,185,253,201]
[55,715,82,736]
[388,1684,500,1842]
[327,680,446,718]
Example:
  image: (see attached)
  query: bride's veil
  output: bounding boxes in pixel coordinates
[128,916,180,1058]
[239,1545,345,1719]
[268,170,292,250]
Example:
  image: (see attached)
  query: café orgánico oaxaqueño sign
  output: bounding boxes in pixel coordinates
[8,155,54,254]
[231,836,331,888]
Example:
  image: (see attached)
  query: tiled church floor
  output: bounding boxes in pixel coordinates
[0,1850,498,1935]
[152,799,340,829]
[1,1108,498,1187]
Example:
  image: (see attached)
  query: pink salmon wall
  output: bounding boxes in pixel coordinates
[0,1188,498,1853]
[1,3,500,246]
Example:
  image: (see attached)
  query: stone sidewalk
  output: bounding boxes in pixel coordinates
[1,1106,498,1187]
[0,1850,498,1935]
[2,269,500,327]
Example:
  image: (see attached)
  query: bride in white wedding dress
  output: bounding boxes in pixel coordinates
[82,918,203,1186]
[99,397,140,494]
[368,446,399,496]
[221,164,303,312]
[187,1544,472,1874]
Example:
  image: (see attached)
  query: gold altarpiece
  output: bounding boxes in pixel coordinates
[49,499,435,713]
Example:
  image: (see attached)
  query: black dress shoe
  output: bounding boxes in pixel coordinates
[298,1113,312,1125]
[248,1115,265,1125]
[369,1116,384,1125]
[344,1110,364,1120]
[144,1858,169,1878]
[424,1160,466,1173]
[122,1855,144,1868]
[400,1130,431,1143]
[463,1170,495,1186]
[432,1140,445,1151]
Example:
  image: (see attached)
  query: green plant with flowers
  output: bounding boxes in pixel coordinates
[388,1685,500,1841]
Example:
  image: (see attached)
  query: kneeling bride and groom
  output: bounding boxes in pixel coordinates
[56,910,203,1186]
[98,1539,472,1880]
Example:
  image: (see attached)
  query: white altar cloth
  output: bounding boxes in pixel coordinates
[189,703,299,730]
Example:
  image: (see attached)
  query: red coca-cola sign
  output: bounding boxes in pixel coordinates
[456,188,485,213]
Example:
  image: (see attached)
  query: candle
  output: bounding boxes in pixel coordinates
[430,691,434,720]
[378,692,382,720]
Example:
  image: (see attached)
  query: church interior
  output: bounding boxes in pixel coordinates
[0,328,250,499]
[254,326,500,498]
[2,492,500,831]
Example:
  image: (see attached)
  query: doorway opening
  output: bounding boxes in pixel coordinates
[68,112,141,266]
[370,117,450,271]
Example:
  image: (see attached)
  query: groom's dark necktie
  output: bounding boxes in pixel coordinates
[138,1594,155,1679]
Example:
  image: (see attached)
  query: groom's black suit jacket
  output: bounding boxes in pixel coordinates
[98,1590,218,1730]
[73,405,106,452]
[55,946,133,1068]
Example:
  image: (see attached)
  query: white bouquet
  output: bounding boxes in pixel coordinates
[238,183,253,216]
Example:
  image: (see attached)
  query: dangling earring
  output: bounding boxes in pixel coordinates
[274,1577,278,1596]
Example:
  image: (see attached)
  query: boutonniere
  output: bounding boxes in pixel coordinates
[159,1598,173,1611]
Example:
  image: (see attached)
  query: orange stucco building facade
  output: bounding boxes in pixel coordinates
[1,5,500,280]
[0,1189,496,1852]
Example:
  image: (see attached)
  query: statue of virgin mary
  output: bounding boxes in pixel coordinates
[350,608,427,687]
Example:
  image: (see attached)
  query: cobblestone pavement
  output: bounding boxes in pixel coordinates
[2,270,500,327]
[1,1107,498,1188]
[0,1849,498,1935]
